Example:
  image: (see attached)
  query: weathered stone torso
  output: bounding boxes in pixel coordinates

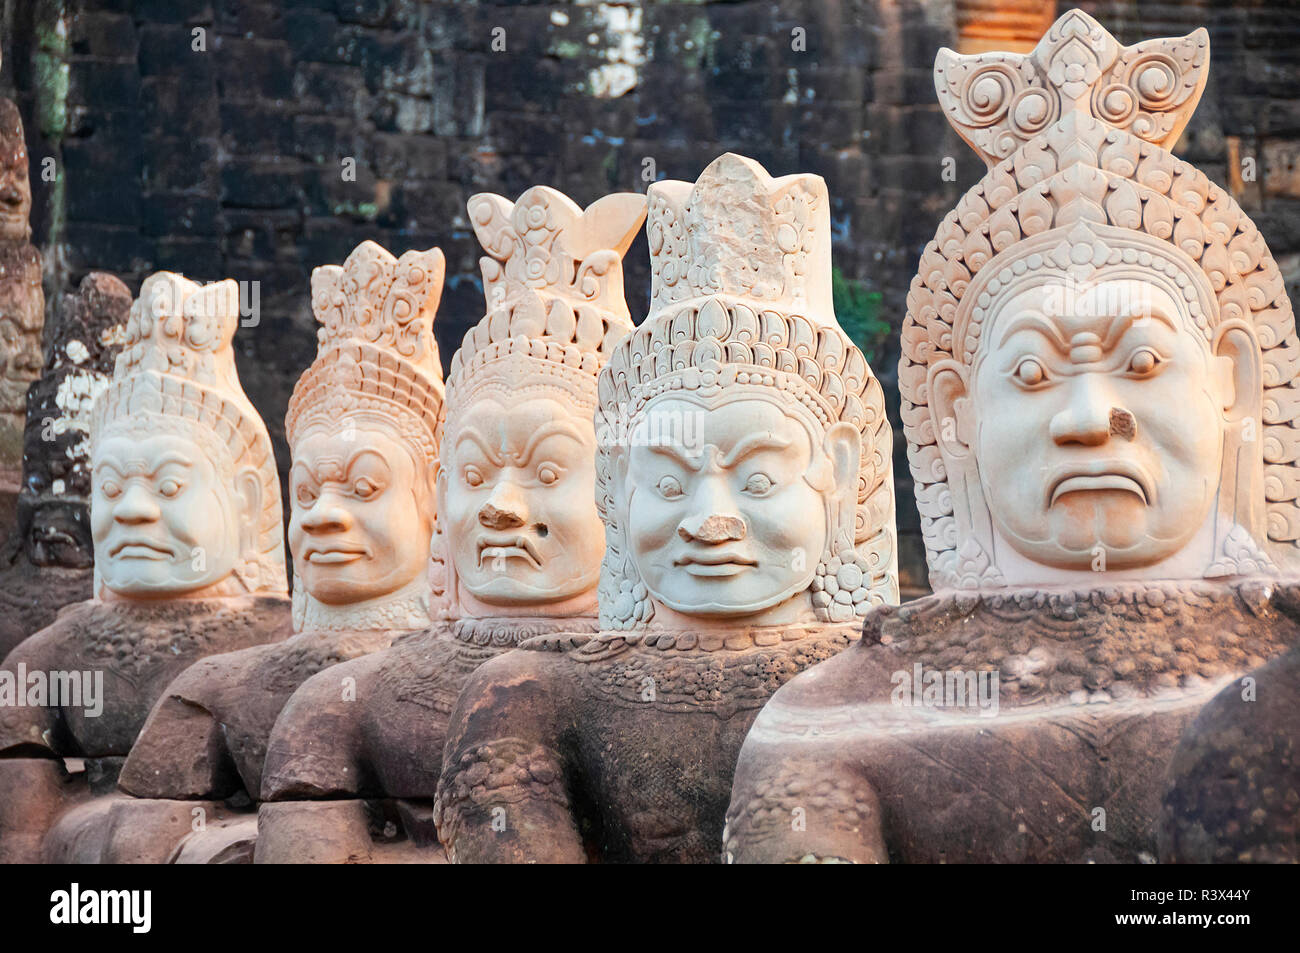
[120,627,400,801]
[436,622,859,864]
[0,596,292,758]
[724,581,1300,863]
[0,560,94,661]
[261,616,598,803]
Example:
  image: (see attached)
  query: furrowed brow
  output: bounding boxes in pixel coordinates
[513,423,585,466]
[1105,307,1176,346]
[454,429,505,468]
[997,313,1071,351]
[721,433,792,468]
[147,453,192,475]
[647,441,702,472]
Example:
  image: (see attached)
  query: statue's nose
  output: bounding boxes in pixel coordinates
[1050,375,1118,447]
[114,483,161,524]
[479,482,527,529]
[301,493,353,533]
[677,513,747,544]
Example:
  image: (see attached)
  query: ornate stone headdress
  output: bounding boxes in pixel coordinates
[902,9,1300,588]
[435,186,647,613]
[17,273,130,566]
[445,186,646,419]
[598,153,898,629]
[287,241,445,465]
[91,272,287,595]
[286,241,447,629]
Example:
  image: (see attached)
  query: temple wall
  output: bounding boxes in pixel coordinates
[2,0,1298,594]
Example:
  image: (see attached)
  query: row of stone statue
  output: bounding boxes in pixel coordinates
[0,10,1295,863]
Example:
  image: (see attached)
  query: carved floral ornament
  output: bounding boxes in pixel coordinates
[903,9,1300,591]
[598,154,898,629]
[936,6,1208,164]
[90,272,287,599]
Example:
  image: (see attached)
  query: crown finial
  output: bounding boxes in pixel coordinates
[647,153,834,322]
[469,186,644,317]
[447,187,646,404]
[309,240,444,369]
[935,8,1209,167]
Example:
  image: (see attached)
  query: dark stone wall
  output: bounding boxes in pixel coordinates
[2,0,1298,594]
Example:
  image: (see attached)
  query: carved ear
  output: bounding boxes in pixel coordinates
[420,456,440,533]
[233,467,263,560]
[612,445,631,517]
[1212,319,1262,421]
[573,194,649,258]
[823,421,862,537]
[435,460,449,531]
[928,358,972,457]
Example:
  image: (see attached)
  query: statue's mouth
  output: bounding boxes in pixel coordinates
[305,546,368,565]
[34,528,77,547]
[675,550,757,577]
[110,540,174,560]
[478,535,542,569]
[1048,463,1151,507]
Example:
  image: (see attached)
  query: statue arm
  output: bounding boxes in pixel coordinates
[118,656,242,798]
[0,624,68,757]
[725,732,889,864]
[435,652,586,863]
[260,658,372,800]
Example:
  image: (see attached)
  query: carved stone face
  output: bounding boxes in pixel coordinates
[0,100,32,243]
[0,312,42,414]
[92,432,243,596]
[289,422,432,606]
[963,279,1229,569]
[23,501,93,568]
[442,393,602,606]
[622,393,830,620]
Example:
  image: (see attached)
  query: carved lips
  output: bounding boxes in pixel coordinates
[673,549,758,577]
[477,534,543,569]
[304,545,369,565]
[109,539,174,560]
[1046,460,1153,507]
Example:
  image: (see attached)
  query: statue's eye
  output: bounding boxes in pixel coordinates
[101,480,122,500]
[1014,358,1046,386]
[742,473,774,496]
[354,477,379,500]
[1126,348,1161,376]
[656,475,683,499]
[464,466,484,488]
[537,463,560,486]
[158,478,183,499]
[296,484,317,506]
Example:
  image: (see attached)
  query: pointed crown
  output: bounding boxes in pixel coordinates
[902,9,1300,580]
[92,272,286,593]
[286,241,446,464]
[444,186,646,416]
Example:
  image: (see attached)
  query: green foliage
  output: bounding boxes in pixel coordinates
[831,267,890,363]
